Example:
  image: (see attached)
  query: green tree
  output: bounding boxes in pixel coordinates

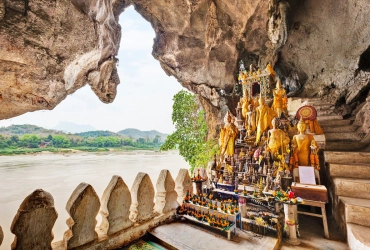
[136,138,146,144]
[52,135,70,148]
[11,135,19,144]
[152,135,161,144]
[20,134,40,148]
[160,90,219,172]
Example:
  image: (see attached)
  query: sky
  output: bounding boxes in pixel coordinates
[0,7,183,134]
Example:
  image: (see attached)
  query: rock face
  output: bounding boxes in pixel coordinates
[1,0,370,136]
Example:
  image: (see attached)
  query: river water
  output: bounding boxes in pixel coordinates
[0,150,189,249]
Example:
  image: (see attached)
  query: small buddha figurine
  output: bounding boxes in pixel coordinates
[291,117,318,167]
[272,79,288,117]
[239,148,246,158]
[310,140,320,170]
[255,94,277,144]
[266,117,290,159]
[220,112,239,157]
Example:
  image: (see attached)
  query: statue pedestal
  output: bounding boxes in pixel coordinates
[283,203,301,245]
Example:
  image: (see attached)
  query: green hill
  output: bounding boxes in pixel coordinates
[77,130,121,137]
[0,124,63,136]
[117,128,167,141]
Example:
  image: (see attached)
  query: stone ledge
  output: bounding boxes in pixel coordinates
[329,163,370,179]
[340,197,370,228]
[52,211,176,250]
[347,223,370,250]
[334,178,370,200]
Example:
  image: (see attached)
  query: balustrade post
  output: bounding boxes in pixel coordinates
[175,169,192,204]
[154,170,178,214]
[63,183,100,249]
[100,175,133,235]
[0,225,4,246]
[10,189,57,250]
[129,173,155,223]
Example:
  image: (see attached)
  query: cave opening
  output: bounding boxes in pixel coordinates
[358,45,370,72]
[1,6,183,135]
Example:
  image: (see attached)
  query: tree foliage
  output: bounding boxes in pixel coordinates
[161,90,219,172]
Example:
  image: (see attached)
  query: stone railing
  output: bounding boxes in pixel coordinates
[0,169,193,250]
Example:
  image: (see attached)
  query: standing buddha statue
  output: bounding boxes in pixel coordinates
[220,112,239,157]
[272,79,287,117]
[291,117,319,167]
[266,117,290,160]
[255,95,277,144]
[240,89,250,120]
[246,104,256,135]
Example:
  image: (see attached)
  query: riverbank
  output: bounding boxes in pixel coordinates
[0,146,161,156]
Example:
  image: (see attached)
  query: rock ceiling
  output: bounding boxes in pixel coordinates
[0,0,369,136]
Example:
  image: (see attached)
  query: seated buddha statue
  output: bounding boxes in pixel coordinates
[255,95,277,144]
[272,79,287,117]
[220,112,239,157]
[291,117,319,167]
[266,117,290,159]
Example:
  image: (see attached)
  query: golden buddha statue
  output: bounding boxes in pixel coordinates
[291,118,319,167]
[220,112,239,157]
[246,104,256,134]
[266,63,276,82]
[305,118,324,135]
[272,79,287,117]
[266,118,290,159]
[255,95,277,144]
[310,140,320,170]
[240,89,250,119]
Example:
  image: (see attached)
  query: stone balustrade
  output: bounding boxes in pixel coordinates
[3,168,190,250]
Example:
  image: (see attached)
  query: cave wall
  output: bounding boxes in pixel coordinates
[0,0,369,138]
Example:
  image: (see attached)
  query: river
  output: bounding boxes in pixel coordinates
[0,150,189,249]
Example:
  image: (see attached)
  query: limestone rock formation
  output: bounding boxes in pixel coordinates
[1,0,370,136]
[10,189,57,250]
[100,175,133,235]
[63,183,100,249]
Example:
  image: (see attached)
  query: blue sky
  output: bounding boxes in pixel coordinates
[0,7,183,134]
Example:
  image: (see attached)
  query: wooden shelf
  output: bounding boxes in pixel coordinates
[181,214,236,240]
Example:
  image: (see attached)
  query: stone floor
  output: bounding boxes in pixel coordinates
[148,214,349,250]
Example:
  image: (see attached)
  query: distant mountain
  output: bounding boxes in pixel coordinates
[77,130,120,137]
[54,121,96,134]
[0,124,62,136]
[117,128,168,141]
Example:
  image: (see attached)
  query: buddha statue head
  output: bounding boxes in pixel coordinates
[271,117,279,129]
[297,117,307,133]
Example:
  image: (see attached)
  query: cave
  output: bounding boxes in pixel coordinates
[1,0,370,249]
